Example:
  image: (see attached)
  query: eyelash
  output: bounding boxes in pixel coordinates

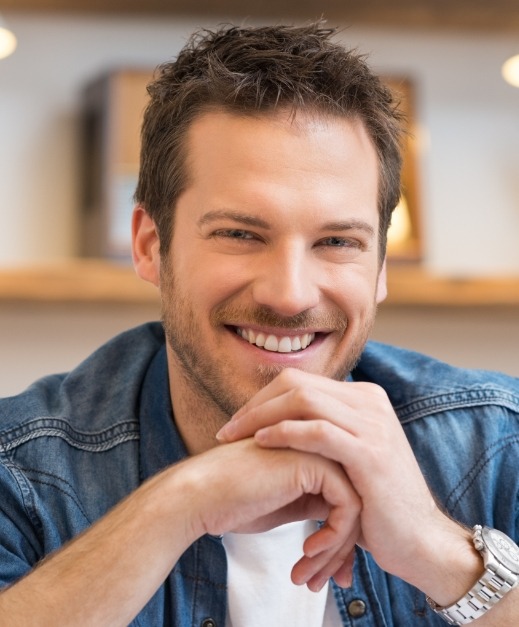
[316,236,361,249]
[211,230,363,251]
[213,229,258,241]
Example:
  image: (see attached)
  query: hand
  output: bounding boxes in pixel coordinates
[216,368,462,593]
[180,437,361,590]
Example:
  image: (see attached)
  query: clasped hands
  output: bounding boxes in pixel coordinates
[209,368,446,593]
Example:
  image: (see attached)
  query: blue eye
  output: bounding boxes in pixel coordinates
[211,228,260,243]
[223,229,254,239]
[319,237,359,248]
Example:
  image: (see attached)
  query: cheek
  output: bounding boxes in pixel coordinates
[327,267,380,314]
[181,254,253,309]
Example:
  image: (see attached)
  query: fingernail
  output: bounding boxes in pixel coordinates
[215,422,235,442]
[292,572,307,586]
[310,576,328,592]
[254,428,268,443]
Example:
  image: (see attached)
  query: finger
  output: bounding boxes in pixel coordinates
[290,468,361,589]
[331,552,356,588]
[303,521,354,557]
[218,386,355,443]
[230,368,327,420]
[304,553,355,592]
[254,411,422,502]
[254,418,358,468]
[292,531,358,591]
[299,552,355,592]
[231,368,385,423]
[219,375,391,444]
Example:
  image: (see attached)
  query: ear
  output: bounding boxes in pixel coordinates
[132,205,161,287]
[375,258,388,304]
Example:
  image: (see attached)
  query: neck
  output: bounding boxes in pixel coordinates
[165,344,229,455]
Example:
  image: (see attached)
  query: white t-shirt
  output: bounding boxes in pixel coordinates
[223,521,341,626]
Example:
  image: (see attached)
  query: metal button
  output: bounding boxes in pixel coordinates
[201,620,216,627]
[347,598,367,618]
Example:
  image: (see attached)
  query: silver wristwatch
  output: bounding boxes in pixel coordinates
[427,525,519,625]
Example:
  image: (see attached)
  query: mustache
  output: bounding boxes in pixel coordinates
[211,304,348,333]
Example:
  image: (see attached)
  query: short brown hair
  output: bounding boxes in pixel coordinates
[135,22,404,258]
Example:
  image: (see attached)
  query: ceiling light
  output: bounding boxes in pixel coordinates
[0,13,16,60]
[502,54,519,88]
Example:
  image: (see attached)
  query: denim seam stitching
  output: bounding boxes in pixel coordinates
[397,392,519,424]
[445,434,519,511]
[356,547,389,626]
[1,427,140,453]
[1,460,44,535]
[330,581,351,626]
[24,468,92,525]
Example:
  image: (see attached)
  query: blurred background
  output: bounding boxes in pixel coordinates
[0,0,518,395]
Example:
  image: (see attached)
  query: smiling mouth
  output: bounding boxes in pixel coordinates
[234,327,317,353]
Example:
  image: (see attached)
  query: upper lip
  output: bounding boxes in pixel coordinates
[228,323,330,336]
[234,325,318,352]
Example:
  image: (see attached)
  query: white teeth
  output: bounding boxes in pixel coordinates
[278,337,292,353]
[264,335,279,352]
[236,328,316,353]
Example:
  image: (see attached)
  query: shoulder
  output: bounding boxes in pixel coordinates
[0,323,166,575]
[354,342,519,531]
[0,322,166,536]
[0,321,166,436]
[353,340,519,421]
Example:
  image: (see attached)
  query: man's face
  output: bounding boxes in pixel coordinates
[160,110,386,419]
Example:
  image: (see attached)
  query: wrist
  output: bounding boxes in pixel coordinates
[140,460,208,549]
[398,517,483,607]
[426,525,519,625]
[421,524,484,608]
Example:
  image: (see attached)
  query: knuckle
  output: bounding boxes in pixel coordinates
[277,420,293,437]
[357,381,387,397]
[290,385,315,410]
[277,367,301,386]
[310,420,332,441]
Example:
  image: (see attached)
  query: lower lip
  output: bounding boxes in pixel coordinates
[226,327,325,362]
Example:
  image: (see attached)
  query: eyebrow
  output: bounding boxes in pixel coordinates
[197,210,375,237]
[197,210,271,230]
[320,220,375,237]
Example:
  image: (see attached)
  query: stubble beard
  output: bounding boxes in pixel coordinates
[160,260,376,429]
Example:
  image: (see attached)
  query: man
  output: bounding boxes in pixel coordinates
[0,23,518,626]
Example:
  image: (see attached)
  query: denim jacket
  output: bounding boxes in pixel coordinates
[1,322,518,626]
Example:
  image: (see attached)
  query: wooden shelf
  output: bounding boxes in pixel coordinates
[0,259,159,305]
[0,260,518,306]
[384,264,519,306]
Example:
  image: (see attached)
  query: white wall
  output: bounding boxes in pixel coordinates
[364,29,519,276]
[0,12,518,396]
[0,13,200,263]
[1,13,519,273]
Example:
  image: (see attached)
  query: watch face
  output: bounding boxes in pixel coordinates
[484,527,519,574]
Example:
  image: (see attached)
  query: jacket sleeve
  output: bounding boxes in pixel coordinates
[0,460,43,589]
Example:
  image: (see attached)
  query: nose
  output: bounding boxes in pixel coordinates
[251,242,320,317]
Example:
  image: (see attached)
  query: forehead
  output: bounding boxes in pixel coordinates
[184,107,377,159]
[179,109,379,226]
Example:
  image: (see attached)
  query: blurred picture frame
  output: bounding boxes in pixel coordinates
[81,71,422,263]
[383,77,423,262]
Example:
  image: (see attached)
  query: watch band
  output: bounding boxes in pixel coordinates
[426,525,519,625]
